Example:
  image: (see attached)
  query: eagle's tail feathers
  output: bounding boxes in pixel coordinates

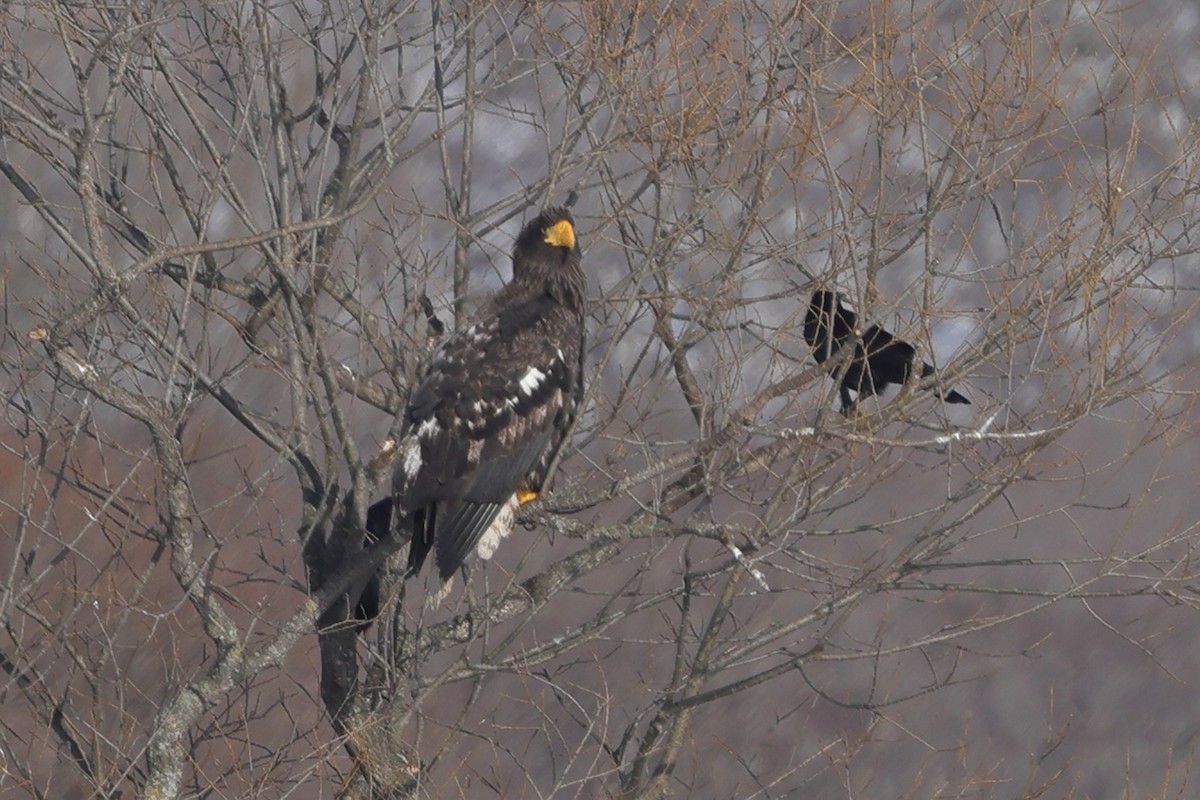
[435,501,503,581]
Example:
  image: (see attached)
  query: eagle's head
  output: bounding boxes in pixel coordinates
[513,207,580,284]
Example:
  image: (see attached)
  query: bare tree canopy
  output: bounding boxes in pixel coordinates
[2,1,1199,798]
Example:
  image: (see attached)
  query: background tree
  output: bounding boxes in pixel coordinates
[2,1,1199,797]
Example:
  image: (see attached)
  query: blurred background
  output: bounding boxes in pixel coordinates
[1,1,1198,797]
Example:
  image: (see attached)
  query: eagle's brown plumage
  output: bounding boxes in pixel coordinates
[364,208,586,601]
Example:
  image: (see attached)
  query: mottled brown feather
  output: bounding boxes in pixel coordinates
[391,207,586,583]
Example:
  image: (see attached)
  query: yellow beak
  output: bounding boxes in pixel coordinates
[543,219,576,250]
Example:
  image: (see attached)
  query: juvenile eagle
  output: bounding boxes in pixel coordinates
[365,207,586,599]
[804,289,970,414]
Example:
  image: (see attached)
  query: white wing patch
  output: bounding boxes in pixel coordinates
[417,417,439,439]
[518,366,548,395]
[399,437,422,480]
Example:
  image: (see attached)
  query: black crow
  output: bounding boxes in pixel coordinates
[804,289,970,414]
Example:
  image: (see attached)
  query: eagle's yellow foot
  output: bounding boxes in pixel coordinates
[516,489,540,505]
